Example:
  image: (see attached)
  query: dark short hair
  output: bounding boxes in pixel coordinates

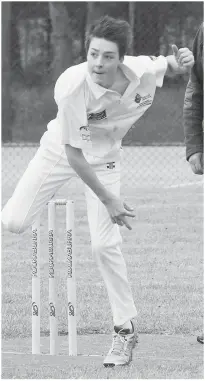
[85,15,132,58]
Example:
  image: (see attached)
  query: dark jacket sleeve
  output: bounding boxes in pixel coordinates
[183,23,204,161]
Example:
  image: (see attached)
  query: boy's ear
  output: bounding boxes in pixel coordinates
[120,56,124,63]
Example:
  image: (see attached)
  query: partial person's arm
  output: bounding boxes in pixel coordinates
[183,23,204,173]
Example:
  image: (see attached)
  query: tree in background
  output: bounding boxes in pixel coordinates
[85,2,164,55]
[134,2,167,55]
[86,2,104,26]
[63,2,87,62]
[10,3,24,83]
[3,1,203,143]
[128,2,135,55]
[2,2,12,142]
[7,1,203,85]
[48,2,73,82]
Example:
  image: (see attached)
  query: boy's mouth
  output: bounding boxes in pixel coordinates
[94,71,104,75]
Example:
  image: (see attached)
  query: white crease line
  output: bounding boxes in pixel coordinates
[2,351,102,357]
[2,352,200,362]
[164,182,203,189]
[81,354,102,357]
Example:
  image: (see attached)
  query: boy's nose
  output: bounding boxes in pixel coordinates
[96,56,103,67]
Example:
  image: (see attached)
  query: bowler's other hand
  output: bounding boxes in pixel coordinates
[172,44,194,69]
[104,196,135,230]
[189,152,204,175]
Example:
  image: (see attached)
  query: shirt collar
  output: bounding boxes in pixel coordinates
[86,72,108,99]
[86,59,141,100]
[122,56,146,80]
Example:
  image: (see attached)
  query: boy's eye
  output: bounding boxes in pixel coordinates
[91,52,98,58]
[105,56,113,60]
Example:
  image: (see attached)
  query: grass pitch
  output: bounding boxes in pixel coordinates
[1,146,204,378]
[2,334,203,379]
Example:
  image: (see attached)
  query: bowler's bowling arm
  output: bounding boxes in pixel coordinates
[65,144,113,205]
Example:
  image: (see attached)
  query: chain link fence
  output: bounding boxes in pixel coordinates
[2,2,204,195]
[2,143,199,201]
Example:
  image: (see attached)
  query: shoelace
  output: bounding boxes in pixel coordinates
[110,332,127,355]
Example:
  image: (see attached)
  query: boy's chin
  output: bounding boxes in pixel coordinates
[92,75,106,87]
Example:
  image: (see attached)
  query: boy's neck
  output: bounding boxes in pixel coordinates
[109,67,130,96]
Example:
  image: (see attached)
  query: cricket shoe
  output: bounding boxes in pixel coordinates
[103,321,138,367]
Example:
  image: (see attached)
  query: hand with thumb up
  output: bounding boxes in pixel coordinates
[171,44,194,69]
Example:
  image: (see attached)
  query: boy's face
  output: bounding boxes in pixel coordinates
[87,37,123,88]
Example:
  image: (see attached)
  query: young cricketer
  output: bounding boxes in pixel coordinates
[2,16,194,366]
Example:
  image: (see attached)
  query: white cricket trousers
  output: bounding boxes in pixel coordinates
[2,137,137,326]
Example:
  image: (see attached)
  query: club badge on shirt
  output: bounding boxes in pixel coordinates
[107,162,115,169]
[135,94,142,103]
[88,110,107,121]
[134,93,153,108]
[79,125,91,142]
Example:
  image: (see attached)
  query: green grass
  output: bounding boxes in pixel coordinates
[2,359,203,379]
[2,148,203,378]
[2,334,203,379]
[2,184,203,339]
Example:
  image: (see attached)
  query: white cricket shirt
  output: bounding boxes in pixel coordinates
[53,55,167,158]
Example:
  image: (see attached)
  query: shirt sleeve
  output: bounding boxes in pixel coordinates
[54,68,71,106]
[57,88,88,148]
[124,55,167,88]
[54,63,87,106]
[148,56,168,87]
